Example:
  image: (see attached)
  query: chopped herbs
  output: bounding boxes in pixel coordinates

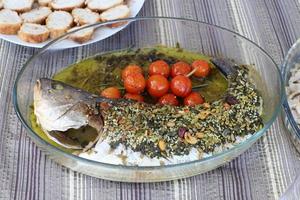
[101,66,263,158]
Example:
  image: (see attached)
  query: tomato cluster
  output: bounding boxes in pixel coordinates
[100,59,211,106]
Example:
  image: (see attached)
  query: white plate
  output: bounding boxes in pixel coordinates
[0,0,145,49]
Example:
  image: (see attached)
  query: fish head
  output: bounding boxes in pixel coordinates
[34,78,104,151]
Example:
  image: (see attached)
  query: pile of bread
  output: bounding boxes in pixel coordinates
[0,0,131,43]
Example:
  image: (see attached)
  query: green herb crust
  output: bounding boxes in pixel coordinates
[101,66,263,158]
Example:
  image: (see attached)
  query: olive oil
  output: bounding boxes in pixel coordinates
[53,46,228,102]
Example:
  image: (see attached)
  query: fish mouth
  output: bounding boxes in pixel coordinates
[33,79,42,103]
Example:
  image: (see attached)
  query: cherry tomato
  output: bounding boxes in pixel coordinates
[100,87,121,99]
[123,93,144,102]
[191,60,211,77]
[171,61,192,77]
[184,92,204,106]
[158,94,179,106]
[147,75,169,98]
[122,65,143,80]
[124,73,146,94]
[170,75,192,97]
[149,60,170,78]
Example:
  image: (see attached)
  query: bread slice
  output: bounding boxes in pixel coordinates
[50,0,85,11]
[72,8,99,25]
[18,23,49,43]
[38,0,52,6]
[100,5,130,27]
[68,26,94,43]
[86,0,123,11]
[32,2,40,9]
[46,11,73,38]
[3,0,34,12]
[0,9,22,35]
[21,7,52,24]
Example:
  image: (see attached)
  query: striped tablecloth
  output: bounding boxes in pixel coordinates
[1,0,300,199]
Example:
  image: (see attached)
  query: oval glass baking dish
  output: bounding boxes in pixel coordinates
[282,39,300,152]
[13,17,283,182]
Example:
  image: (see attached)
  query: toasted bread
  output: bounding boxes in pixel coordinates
[21,7,52,24]
[46,11,73,38]
[3,0,34,12]
[0,9,22,35]
[32,2,40,9]
[72,8,99,25]
[18,23,49,43]
[38,0,51,7]
[86,0,123,11]
[50,0,85,11]
[68,26,94,43]
[100,5,130,27]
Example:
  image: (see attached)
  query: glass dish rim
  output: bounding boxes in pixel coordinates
[13,16,284,171]
[282,39,300,138]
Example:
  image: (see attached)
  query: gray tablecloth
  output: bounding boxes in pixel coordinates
[1,0,300,199]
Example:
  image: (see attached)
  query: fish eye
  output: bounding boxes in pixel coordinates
[51,83,64,90]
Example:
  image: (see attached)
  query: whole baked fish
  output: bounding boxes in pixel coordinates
[33,59,263,158]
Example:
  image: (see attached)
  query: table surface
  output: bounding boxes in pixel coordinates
[1,0,300,199]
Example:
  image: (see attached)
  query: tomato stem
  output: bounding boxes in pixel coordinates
[186,67,198,77]
[99,84,126,90]
[192,84,208,89]
[99,83,111,87]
